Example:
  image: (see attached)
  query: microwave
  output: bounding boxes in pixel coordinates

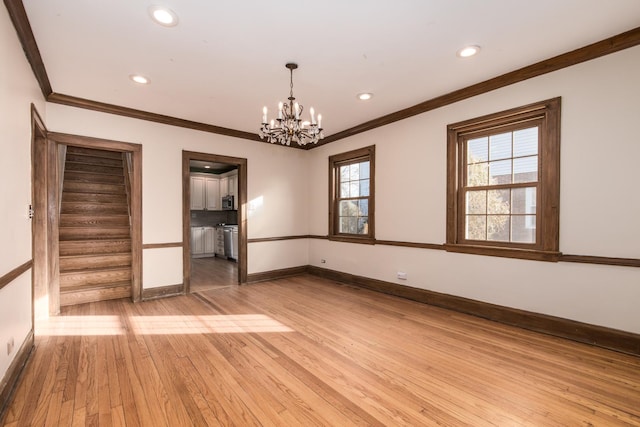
[221,195,234,210]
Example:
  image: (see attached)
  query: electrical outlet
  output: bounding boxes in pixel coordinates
[320,259,326,264]
[397,271,407,280]
[7,337,14,355]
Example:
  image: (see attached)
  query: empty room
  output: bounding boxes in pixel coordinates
[1,1,639,425]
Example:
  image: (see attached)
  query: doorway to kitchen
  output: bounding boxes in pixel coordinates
[182,151,247,293]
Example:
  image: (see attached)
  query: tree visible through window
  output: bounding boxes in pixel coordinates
[446,98,560,261]
[329,146,375,242]
[465,126,538,243]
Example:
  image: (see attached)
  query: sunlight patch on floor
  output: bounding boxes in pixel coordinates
[130,314,293,335]
[36,314,292,336]
[36,315,125,336]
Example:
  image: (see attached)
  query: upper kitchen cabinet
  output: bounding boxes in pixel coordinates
[190,174,220,210]
[220,177,229,197]
[219,170,238,209]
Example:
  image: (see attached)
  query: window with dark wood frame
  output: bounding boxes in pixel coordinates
[446,98,561,261]
[329,145,375,243]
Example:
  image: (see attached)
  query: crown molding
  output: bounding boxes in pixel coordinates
[47,93,264,143]
[315,25,640,147]
[5,0,640,149]
[4,0,52,96]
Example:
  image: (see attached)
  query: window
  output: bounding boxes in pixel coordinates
[329,145,375,243]
[446,98,560,261]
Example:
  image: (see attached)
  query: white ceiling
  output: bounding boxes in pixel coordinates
[21,0,640,139]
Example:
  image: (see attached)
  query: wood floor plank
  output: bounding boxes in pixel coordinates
[190,256,238,292]
[3,274,640,426]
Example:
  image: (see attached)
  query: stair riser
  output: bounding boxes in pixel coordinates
[65,162,124,175]
[59,228,131,240]
[63,181,125,194]
[66,146,123,159]
[60,254,132,271]
[59,240,132,256]
[65,153,124,168]
[60,269,132,288]
[60,285,131,307]
[61,203,128,215]
[59,215,130,227]
[64,171,124,185]
[62,193,127,204]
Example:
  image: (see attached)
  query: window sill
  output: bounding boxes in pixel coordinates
[329,235,376,245]
[444,243,561,262]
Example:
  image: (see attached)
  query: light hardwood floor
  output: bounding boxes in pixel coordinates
[2,275,639,426]
[190,256,238,293]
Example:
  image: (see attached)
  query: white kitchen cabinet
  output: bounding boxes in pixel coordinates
[228,174,238,209]
[214,227,225,257]
[220,177,229,197]
[191,226,204,255]
[205,177,219,210]
[191,174,219,211]
[204,227,215,254]
[191,226,215,258]
[190,176,205,210]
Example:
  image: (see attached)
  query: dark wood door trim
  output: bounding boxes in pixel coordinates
[182,151,248,293]
[30,104,52,318]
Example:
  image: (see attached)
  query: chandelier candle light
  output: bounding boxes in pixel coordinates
[260,63,323,146]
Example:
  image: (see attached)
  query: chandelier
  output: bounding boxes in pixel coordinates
[260,63,324,146]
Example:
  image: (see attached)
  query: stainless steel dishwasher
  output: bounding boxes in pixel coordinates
[223,225,238,260]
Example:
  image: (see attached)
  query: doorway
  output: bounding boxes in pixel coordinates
[32,126,143,315]
[182,151,247,293]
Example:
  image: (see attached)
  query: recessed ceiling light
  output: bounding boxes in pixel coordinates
[149,6,178,27]
[457,45,481,58]
[357,93,373,101]
[204,165,211,169]
[130,74,150,84]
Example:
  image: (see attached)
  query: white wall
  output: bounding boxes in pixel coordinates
[3,5,637,398]
[45,104,311,284]
[0,7,45,381]
[308,46,640,334]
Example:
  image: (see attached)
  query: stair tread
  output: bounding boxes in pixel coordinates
[59,214,129,222]
[59,225,130,229]
[64,172,125,184]
[61,201,127,205]
[65,154,123,167]
[62,192,126,199]
[61,187,126,194]
[59,238,131,245]
[66,146,123,159]
[60,237,132,243]
[60,252,131,260]
[60,266,131,274]
[60,236,131,246]
[60,267,131,280]
[60,282,131,295]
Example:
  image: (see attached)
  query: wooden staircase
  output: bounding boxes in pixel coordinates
[59,146,133,306]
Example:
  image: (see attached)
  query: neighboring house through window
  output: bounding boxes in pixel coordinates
[329,145,375,243]
[446,98,561,261]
